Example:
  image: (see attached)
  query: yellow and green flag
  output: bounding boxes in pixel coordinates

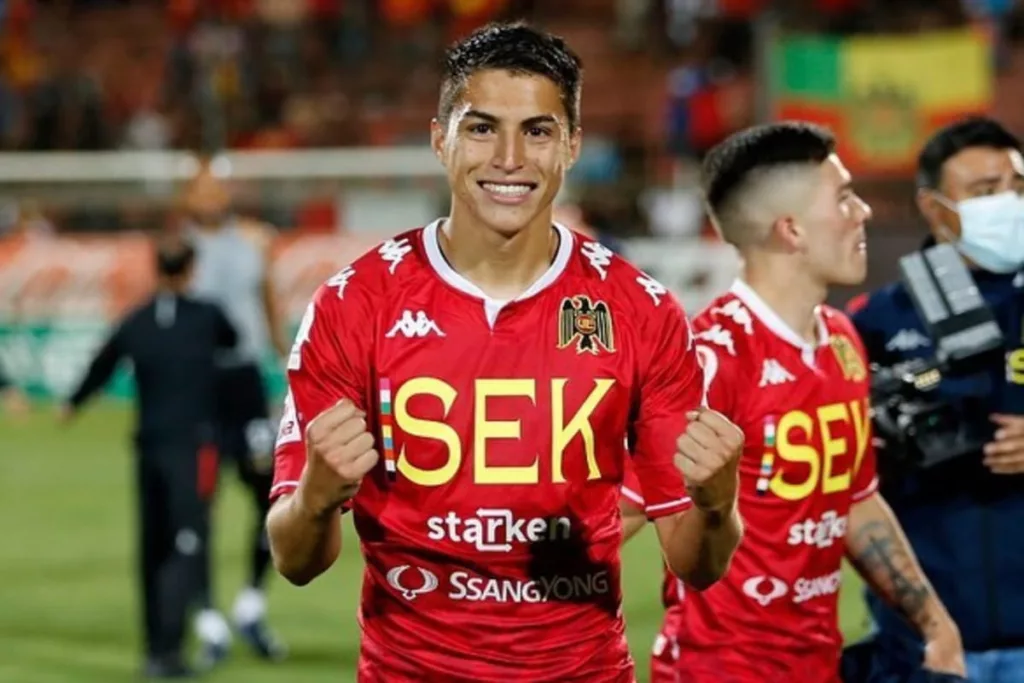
[771,28,994,176]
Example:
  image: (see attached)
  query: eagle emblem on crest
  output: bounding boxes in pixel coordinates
[558,295,615,355]
[830,335,867,382]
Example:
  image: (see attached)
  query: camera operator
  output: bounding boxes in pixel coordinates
[847,117,1024,683]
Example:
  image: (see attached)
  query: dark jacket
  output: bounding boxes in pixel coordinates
[848,268,1024,654]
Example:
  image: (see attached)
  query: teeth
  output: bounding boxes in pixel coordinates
[482,183,531,197]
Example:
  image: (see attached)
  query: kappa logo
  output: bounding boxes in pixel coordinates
[695,324,736,356]
[379,238,412,275]
[711,299,754,335]
[758,359,795,387]
[558,295,615,354]
[581,242,613,280]
[636,274,667,307]
[386,565,440,601]
[885,329,930,352]
[386,310,445,338]
[325,266,355,299]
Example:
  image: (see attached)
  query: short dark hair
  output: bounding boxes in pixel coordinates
[916,116,1020,190]
[155,234,195,277]
[439,22,584,132]
[702,121,837,217]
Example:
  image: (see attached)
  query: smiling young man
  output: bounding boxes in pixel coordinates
[622,122,966,682]
[265,22,744,682]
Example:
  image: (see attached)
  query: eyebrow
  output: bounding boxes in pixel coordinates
[966,175,1004,189]
[463,110,561,128]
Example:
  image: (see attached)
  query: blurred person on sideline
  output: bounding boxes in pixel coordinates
[847,116,1024,683]
[178,154,289,666]
[60,235,237,679]
[0,364,30,416]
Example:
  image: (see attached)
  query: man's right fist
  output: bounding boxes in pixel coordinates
[297,398,378,515]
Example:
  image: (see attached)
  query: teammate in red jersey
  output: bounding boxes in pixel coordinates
[622,122,966,683]
[621,467,684,683]
[265,23,745,682]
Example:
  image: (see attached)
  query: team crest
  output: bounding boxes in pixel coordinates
[558,296,615,355]
[830,335,867,382]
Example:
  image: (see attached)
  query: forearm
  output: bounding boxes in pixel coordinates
[657,504,743,590]
[620,502,647,544]
[266,492,342,586]
[846,493,956,640]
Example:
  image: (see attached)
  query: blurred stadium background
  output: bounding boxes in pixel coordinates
[0,0,1020,680]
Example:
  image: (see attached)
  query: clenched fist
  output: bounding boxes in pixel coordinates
[675,407,744,513]
[297,399,379,516]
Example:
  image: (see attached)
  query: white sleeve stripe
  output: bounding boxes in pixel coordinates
[270,481,300,494]
[851,477,879,502]
[646,496,692,513]
[621,486,645,506]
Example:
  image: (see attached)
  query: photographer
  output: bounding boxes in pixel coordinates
[848,117,1024,683]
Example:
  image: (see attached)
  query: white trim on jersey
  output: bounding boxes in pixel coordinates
[270,481,300,495]
[621,486,645,507]
[646,497,692,514]
[851,476,880,502]
[421,219,575,328]
[729,278,829,368]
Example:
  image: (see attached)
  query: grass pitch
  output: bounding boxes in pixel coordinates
[0,405,869,682]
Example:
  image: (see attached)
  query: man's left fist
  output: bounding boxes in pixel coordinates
[675,407,744,512]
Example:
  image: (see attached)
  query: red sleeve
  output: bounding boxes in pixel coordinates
[851,432,878,502]
[620,456,646,511]
[848,323,878,502]
[270,272,373,503]
[630,297,704,519]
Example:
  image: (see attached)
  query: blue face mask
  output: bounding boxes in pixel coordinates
[947,191,1024,273]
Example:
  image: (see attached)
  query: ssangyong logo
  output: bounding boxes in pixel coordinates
[742,575,788,606]
[793,570,842,604]
[385,566,610,604]
[386,565,439,601]
[426,509,571,552]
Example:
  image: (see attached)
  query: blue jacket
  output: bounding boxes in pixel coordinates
[849,267,1024,655]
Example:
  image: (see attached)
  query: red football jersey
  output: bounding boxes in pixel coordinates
[672,280,877,683]
[272,221,705,682]
[620,466,685,683]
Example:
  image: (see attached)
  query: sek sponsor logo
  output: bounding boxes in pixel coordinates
[426,509,571,552]
[742,569,843,606]
[385,565,611,604]
[787,510,848,549]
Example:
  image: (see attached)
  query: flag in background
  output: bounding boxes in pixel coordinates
[771,28,994,176]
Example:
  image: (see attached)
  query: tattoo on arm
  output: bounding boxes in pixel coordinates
[849,520,933,628]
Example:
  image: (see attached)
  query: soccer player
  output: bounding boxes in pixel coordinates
[621,122,967,682]
[620,473,684,683]
[267,22,745,682]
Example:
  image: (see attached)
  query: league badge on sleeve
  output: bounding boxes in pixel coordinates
[558,295,615,355]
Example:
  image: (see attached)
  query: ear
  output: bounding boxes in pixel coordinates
[771,215,803,252]
[567,127,583,169]
[917,188,960,240]
[430,118,446,164]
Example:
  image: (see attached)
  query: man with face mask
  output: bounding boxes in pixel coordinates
[847,116,1024,683]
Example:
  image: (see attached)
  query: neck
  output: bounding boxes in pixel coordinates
[742,254,827,345]
[440,205,557,300]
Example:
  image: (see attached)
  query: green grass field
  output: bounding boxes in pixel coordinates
[0,405,871,682]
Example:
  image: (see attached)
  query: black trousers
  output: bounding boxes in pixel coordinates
[135,434,215,659]
[200,363,274,606]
